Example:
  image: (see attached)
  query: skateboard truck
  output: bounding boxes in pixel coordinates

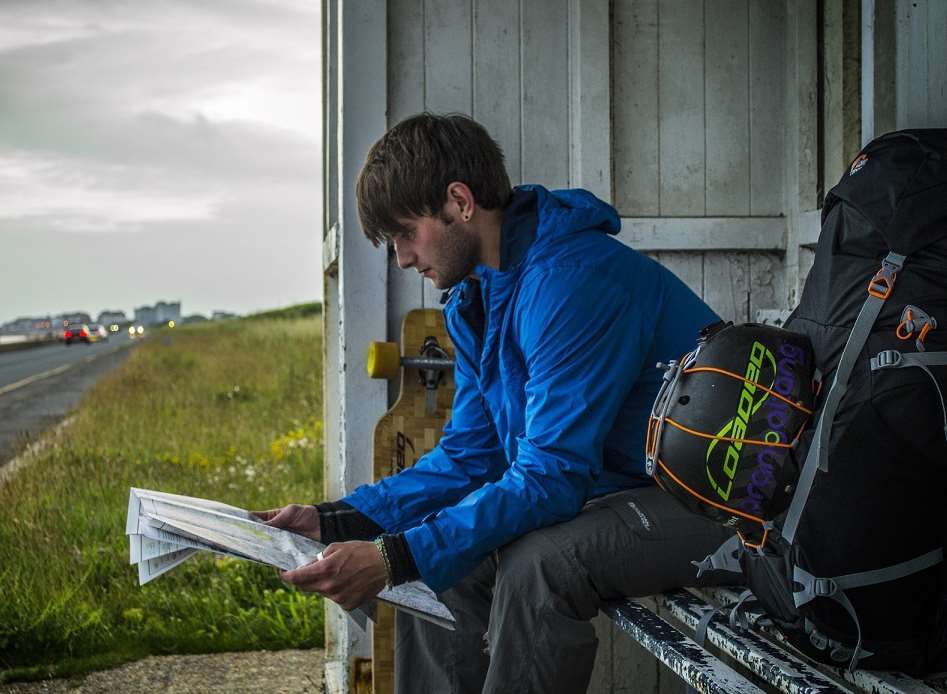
[367,335,454,414]
[418,337,450,414]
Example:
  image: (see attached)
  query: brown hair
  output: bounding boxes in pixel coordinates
[356,113,512,246]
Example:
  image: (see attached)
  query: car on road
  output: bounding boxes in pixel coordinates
[89,324,109,342]
[64,324,91,345]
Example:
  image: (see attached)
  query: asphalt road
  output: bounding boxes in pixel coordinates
[0,333,137,466]
[0,332,132,391]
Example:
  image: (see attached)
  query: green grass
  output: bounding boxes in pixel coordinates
[0,314,325,682]
[246,302,322,321]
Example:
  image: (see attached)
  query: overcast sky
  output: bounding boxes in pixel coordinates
[0,0,322,324]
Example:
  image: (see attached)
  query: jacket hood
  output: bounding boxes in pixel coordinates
[522,184,621,241]
[475,185,621,281]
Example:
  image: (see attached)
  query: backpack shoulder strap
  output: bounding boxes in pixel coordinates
[780,252,906,545]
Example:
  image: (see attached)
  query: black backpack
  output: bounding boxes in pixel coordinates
[648,130,947,673]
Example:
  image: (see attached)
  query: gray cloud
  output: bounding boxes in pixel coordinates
[0,0,322,322]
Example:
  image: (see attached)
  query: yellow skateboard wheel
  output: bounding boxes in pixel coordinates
[367,341,400,379]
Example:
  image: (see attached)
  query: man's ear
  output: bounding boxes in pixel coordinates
[446,181,475,222]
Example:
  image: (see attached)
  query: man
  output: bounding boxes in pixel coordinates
[257,113,736,693]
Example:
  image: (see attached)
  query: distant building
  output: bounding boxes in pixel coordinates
[57,312,92,327]
[155,301,181,324]
[212,311,238,321]
[1,316,53,334]
[97,310,127,325]
[134,305,157,325]
[135,301,181,326]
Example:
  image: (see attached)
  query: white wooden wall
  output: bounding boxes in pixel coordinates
[862,0,947,146]
[614,0,786,218]
[612,0,789,325]
[895,0,947,130]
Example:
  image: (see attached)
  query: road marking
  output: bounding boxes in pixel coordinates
[0,363,73,396]
[0,343,131,396]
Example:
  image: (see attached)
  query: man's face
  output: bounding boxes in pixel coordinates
[391,213,481,289]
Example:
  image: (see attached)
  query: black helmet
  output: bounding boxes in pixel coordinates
[646,322,819,547]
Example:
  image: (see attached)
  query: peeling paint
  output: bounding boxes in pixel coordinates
[604,599,765,693]
[606,590,947,694]
[661,589,848,693]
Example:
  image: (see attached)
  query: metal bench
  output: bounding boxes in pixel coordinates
[604,588,947,694]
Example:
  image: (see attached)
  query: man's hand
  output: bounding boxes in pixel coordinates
[253,504,321,542]
[280,541,388,611]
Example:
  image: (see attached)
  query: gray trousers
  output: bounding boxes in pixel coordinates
[394,485,740,694]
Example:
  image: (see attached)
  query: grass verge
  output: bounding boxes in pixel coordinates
[246,302,322,321]
[0,314,324,682]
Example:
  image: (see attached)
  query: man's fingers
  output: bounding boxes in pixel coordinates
[279,542,384,609]
[260,506,300,528]
[254,504,319,540]
[280,560,343,597]
[281,561,320,583]
[281,571,321,590]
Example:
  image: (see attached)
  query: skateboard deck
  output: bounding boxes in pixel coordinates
[368,308,455,694]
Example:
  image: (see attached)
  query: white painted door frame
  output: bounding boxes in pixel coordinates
[322,1,388,691]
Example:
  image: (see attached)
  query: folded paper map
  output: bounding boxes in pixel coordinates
[125,487,455,630]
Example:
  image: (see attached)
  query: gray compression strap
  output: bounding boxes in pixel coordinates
[693,590,764,645]
[804,619,875,670]
[728,589,758,633]
[693,537,749,645]
[692,534,744,579]
[792,548,943,672]
[694,606,721,646]
[780,252,906,545]
[792,548,944,608]
[832,590,863,671]
[871,349,947,440]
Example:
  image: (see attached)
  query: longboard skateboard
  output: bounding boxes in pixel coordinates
[366,308,455,694]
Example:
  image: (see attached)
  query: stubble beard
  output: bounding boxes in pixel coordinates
[431,217,481,289]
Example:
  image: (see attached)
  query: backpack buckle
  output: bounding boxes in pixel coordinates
[871,349,902,370]
[813,577,838,597]
[867,253,905,300]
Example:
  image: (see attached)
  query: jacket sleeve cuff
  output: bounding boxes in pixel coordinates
[314,500,383,544]
[381,533,421,586]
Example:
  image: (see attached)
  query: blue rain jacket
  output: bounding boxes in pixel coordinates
[345,186,719,592]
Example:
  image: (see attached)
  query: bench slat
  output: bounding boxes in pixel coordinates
[660,589,853,694]
[852,672,946,694]
[701,587,945,694]
[604,598,766,694]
